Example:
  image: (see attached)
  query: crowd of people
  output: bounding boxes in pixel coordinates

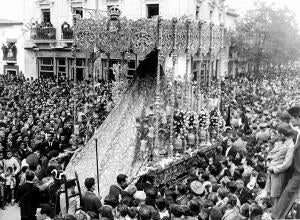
[0,75,113,212]
[1,67,300,220]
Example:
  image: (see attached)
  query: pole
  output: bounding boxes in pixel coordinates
[73,14,77,133]
[95,138,100,197]
[154,17,162,158]
[169,18,177,158]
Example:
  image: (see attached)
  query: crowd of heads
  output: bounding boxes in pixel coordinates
[1,66,300,220]
[83,68,299,220]
[0,75,113,209]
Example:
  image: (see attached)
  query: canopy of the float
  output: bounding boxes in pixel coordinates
[73,6,224,67]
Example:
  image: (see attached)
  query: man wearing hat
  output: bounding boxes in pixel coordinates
[190,180,205,198]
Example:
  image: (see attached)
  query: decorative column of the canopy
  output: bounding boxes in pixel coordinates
[169,18,178,158]
[218,24,225,112]
[184,19,191,111]
[208,22,214,106]
[197,21,205,112]
[218,24,225,139]
[72,16,78,132]
[206,22,214,143]
[196,21,204,148]
[187,20,193,111]
[154,17,163,156]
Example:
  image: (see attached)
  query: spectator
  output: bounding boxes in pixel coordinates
[209,206,222,220]
[116,204,128,220]
[82,177,102,219]
[109,174,128,202]
[126,207,138,220]
[156,197,169,218]
[99,206,115,220]
[36,204,52,220]
[176,184,190,205]
[16,170,40,220]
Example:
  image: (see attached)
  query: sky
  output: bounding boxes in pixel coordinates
[226,0,300,26]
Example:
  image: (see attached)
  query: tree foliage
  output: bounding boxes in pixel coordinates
[232,0,300,70]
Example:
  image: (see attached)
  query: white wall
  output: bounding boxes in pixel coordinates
[0,25,25,75]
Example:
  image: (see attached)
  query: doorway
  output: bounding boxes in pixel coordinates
[6,69,17,76]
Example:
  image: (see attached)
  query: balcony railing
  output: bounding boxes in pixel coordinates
[3,55,17,62]
[62,27,74,39]
[30,27,56,40]
[2,43,17,62]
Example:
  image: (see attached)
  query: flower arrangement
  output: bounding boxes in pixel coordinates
[209,108,222,129]
[173,109,185,137]
[183,111,198,132]
[198,110,209,129]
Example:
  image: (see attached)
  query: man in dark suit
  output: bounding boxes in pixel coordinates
[108,174,128,202]
[16,171,40,220]
[39,132,60,158]
[235,179,253,204]
[82,178,102,219]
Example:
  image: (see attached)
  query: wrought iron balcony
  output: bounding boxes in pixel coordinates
[2,43,17,62]
[3,55,17,62]
[61,22,74,40]
[30,26,56,40]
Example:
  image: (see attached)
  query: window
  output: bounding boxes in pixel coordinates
[127,60,136,78]
[147,4,159,18]
[76,59,85,67]
[73,7,83,18]
[42,9,51,23]
[41,57,53,65]
[196,6,200,20]
[58,58,66,66]
[57,58,67,75]
[39,57,54,79]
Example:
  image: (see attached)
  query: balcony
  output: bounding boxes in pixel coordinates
[30,24,56,41]
[2,43,17,62]
[3,55,17,62]
[61,22,74,40]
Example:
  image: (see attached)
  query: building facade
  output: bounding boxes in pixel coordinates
[0,19,24,77]
[23,0,237,80]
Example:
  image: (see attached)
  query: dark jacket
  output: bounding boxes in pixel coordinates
[140,204,161,220]
[108,184,124,201]
[16,182,40,218]
[82,191,102,219]
[39,140,60,158]
[237,187,254,204]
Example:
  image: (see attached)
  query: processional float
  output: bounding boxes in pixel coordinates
[72,6,229,185]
